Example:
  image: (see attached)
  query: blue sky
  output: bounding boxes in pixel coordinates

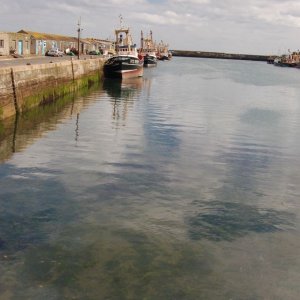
[1,0,300,54]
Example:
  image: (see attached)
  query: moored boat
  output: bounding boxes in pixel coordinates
[104,55,143,79]
[158,53,169,61]
[139,30,157,67]
[103,16,143,79]
[157,40,170,61]
[273,52,300,67]
[144,54,157,67]
[267,56,275,64]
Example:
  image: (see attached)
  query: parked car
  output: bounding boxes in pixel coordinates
[46,48,64,57]
[88,50,100,55]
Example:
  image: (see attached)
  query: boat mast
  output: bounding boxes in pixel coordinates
[119,14,123,29]
[141,30,144,50]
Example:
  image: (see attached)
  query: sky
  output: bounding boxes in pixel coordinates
[1,0,300,54]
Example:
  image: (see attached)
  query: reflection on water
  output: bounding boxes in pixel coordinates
[75,113,80,143]
[103,77,143,99]
[103,78,143,124]
[0,83,102,163]
[17,229,217,300]
[1,58,300,299]
[188,201,294,241]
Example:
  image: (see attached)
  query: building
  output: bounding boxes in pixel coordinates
[0,29,115,57]
[0,32,31,56]
[85,38,115,55]
[0,32,9,56]
[18,30,79,55]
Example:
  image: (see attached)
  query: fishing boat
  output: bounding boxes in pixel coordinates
[139,30,157,67]
[157,40,171,61]
[273,51,300,67]
[104,16,143,79]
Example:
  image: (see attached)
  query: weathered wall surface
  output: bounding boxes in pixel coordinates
[172,50,269,61]
[0,58,105,120]
[0,32,10,56]
[0,67,16,119]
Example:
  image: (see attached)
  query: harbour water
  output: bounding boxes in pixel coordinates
[0,57,300,299]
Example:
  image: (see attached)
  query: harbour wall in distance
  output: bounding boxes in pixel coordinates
[171,50,270,61]
[0,58,105,120]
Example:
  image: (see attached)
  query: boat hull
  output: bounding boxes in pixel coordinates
[158,55,169,61]
[104,56,144,79]
[143,55,157,67]
[274,61,297,67]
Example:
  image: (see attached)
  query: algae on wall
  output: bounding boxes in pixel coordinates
[0,78,103,163]
[20,73,101,112]
[0,58,105,120]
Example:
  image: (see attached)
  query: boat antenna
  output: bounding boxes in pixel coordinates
[77,17,82,60]
[141,30,144,49]
[119,14,123,28]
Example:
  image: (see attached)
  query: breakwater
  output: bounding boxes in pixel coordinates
[172,50,269,61]
[0,58,105,120]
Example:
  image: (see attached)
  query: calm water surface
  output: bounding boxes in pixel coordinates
[0,57,300,299]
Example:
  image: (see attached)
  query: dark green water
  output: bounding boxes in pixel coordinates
[0,57,300,299]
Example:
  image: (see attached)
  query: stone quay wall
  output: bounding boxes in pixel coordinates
[0,58,105,120]
[172,50,269,61]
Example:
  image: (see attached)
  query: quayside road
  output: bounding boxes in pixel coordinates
[0,55,103,68]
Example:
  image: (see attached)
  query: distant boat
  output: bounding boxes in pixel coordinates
[157,40,171,61]
[267,56,275,64]
[273,52,300,67]
[139,30,157,67]
[103,16,143,79]
[143,54,157,67]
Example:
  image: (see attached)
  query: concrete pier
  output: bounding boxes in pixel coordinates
[0,58,105,120]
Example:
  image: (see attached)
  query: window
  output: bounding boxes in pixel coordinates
[0,40,4,48]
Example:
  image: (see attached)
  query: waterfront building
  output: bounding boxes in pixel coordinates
[0,29,114,57]
[18,30,78,55]
[85,38,115,55]
[0,32,31,56]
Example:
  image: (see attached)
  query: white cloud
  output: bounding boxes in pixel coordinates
[110,0,145,4]
[172,0,210,3]
[46,3,89,15]
[1,0,300,53]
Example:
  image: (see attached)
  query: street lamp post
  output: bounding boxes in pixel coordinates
[77,17,82,60]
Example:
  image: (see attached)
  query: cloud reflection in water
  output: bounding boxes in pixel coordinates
[188,201,294,241]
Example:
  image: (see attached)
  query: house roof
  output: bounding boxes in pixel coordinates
[17,30,113,45]
[18,30,77,42]
[86,38,114,43]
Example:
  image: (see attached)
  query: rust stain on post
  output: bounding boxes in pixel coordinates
[10,68,19,115]
[71,58,75,83]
